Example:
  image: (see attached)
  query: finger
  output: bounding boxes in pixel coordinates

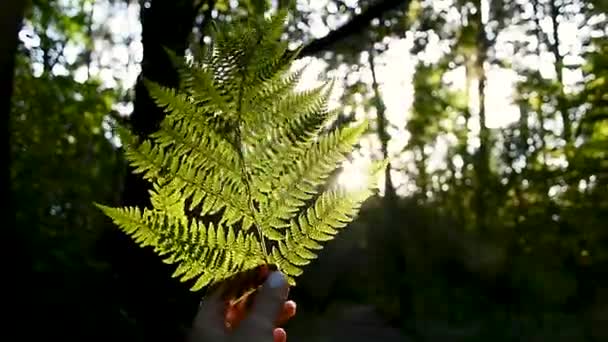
[239,271,289,334]
[230,299,296,328]
[273,328,287,342]
[224,286,258,330]
[275,301,297,326]
[222,264,274,331]
[226,264,275,303]
[225,305,240,329]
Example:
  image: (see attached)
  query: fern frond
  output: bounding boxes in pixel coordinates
[95,203,264,291]
[186,64,234,116]
[97,12,386,291]
[245,83,329,138]
[163,47,196,91]
[270,160,386,284]
[145,80,199,118]
[244,90,337,179]
[126,146,255,226]
[257,121,369,236]
[245,67,304,116]
[244,11,299,93]
[146,79,237,144]
[152,119,243,186]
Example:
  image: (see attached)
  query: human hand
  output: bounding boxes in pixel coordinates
[187,265,297,342]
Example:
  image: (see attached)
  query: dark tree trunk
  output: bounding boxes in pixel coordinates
[0,0,26,336]
[0,0,25,244]
[367,50,412,322]
[101,1,205,340]
[122,1,199,207]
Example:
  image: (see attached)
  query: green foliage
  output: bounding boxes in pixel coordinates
[10,1,132,338]
[11,0,123,275]
[97,11,385,290]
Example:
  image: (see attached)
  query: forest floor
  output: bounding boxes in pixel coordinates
[285,301,591,342]
[287,303,410,342]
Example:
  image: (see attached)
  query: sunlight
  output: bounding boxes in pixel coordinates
[336,156,373,192]
[290,31,527,193]
[485,66,521,128]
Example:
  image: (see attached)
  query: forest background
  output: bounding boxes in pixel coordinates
[1,0,607,341]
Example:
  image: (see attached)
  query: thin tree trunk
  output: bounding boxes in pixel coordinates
[473,0,490,232]
[85,1,94,79]
[532,0,549,174]
[415,144,428,198]
[475,65,489,232]
[368,49,412,319]
[368,51,395,200]
[0,0,25,229]
[549,0,570,145]
[530,0,554,204]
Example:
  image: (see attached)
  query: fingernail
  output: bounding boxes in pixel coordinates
[267,271,285,289]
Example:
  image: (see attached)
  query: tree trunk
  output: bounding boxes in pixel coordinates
[472,0,490,233]
[532,0,549,176]
[549,0,571,145]
[0,0,27,335]
[368,49,411,320]
[101,1,205,340]
[368,51,395,200]
[0,0,25,238]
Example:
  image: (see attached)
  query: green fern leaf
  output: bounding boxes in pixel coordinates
[271,160,387,284]
[96,12,386,291]
[258,121,369,236]
[96,203,265,291]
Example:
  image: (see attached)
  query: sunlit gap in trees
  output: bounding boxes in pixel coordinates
[292,38,524,197]
[336,156,375,192]
[290,0,594,197]
[30,0,598,197]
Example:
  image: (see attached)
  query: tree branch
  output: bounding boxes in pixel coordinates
[299,0,409,57]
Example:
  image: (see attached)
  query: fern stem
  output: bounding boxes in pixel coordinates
[242,171,269,259]
[235,65,269,261]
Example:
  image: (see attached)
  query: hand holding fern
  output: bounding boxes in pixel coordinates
[188,268,296,342]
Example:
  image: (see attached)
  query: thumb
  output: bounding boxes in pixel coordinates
[237,271,289,336]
